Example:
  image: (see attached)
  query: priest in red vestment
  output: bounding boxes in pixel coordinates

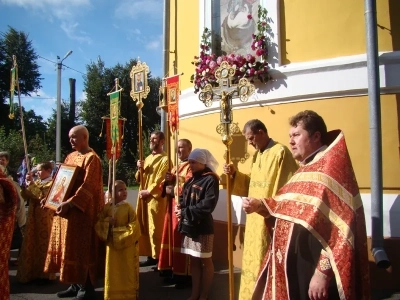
[158,139,193,288]
[0,165,18,300]
[249,110,370,300]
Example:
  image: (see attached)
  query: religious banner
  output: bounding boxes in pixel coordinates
[9,67,16,119]
[110,91,120,148]
[166,74,179,132]
[105,118,124,160]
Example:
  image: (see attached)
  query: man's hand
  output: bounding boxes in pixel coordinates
[109,217,116,226]
[139,190,151,200]
[242,197,263,214]
[308,272,330,300]
[56,201,70,217]
[136,160,144,169]
[166,185,174,196]
[25,172,34,186]
[223,163,236,177]
[174,204,181,220]
[165,172,175,183]
[40,198,47,208]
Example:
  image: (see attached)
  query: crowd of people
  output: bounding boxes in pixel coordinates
[0,109,370,300]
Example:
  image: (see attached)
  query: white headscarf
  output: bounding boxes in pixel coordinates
[188,148,219,173]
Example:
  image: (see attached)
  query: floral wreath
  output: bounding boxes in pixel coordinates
[190,5,272,94]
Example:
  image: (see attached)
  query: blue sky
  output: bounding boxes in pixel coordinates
[0,0,163,120]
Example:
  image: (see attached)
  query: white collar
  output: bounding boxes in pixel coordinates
[300,145,327,165]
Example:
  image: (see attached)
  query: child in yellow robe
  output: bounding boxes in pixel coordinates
[95,180,141,300]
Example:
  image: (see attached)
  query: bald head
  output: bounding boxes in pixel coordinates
[69,125,90,152]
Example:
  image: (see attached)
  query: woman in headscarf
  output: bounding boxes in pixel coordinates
[0,164,18,300]
[175,148,220,300]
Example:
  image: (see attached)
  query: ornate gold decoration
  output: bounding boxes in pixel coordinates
[198,61,255,300]
[130,60,150,106]
[198,61,255,124]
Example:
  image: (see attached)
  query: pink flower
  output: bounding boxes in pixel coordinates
[256,49,265,56]
[217,56,223,65]
[247,14,252,20]
[209,60,217,69]
[246,54,255,63]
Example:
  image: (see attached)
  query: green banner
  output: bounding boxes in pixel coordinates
[110,91,120,147]
[9,68,16,119]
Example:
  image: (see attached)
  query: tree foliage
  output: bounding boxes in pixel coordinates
[0,26,42,132]
[0,126,53,171]
[81,57,161,184]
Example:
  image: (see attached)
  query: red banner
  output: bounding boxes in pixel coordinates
[166,75,179,132]
[105,118,124,160]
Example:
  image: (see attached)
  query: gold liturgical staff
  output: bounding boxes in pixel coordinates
[130,60,150,188]
[198,61,255,300]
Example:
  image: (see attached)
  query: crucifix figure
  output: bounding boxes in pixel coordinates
[197,60,255,300]
[199,61,255,124]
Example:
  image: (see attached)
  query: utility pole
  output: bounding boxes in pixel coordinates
[56,50,73,163]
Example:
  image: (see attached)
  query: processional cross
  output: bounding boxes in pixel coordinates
[198,61,255,300]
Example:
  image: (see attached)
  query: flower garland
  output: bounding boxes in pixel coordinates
[190,5,271,94]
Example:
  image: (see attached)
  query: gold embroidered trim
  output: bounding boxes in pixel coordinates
[274,192,355,247]
[286,172,362,210]
[319,257,332,270]
[249,180,271,188]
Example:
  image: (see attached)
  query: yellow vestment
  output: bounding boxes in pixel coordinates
[17,178,55,282]
[232,140,298,299]
[95,202,141,300]
[135,152,169,258]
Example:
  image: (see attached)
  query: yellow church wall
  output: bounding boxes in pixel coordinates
[179,94,400,192]
[280,0,399,64]
[168,0,200,90]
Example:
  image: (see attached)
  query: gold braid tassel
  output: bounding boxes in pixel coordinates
[99,117,105,137]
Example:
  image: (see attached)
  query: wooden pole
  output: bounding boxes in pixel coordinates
[223,123,235,300]
[136,95,146,228]
[13,56,31,173]
[165,108,173,267]
[111,78,119,219]
[137,96,144,189]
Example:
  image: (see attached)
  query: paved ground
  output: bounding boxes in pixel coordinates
[9,250,400,300]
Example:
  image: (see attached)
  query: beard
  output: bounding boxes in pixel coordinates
[150,141,159,151]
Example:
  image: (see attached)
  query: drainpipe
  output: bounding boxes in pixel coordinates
[160,0,170,134]
[364,0,390,269]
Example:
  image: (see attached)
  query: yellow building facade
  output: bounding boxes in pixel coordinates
[166,0,400,290]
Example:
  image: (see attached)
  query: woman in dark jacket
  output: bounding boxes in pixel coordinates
[175,148,219,300]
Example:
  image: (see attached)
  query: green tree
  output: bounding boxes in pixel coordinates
[80,57,161,184]
[0,26,42,103]
[0,27,42,130]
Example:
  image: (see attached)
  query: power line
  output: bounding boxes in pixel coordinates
[37,55,56,64]
[37,55,86,76]
[20,96,56,100]
[63,64,86,75]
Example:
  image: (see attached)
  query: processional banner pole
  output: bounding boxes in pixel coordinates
[163,73,181,266]
[107,78,123,218]
[130,59,151,232]
[10,55,31,173]
[198,61,255,300]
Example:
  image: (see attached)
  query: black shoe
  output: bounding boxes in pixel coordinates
[139,257,158,267]
[56,285,79,298]
[73,288,96,300]
[163,276,176,285]
[175,282,187,289]
[159,269,173,278]
[175,276,192,289]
